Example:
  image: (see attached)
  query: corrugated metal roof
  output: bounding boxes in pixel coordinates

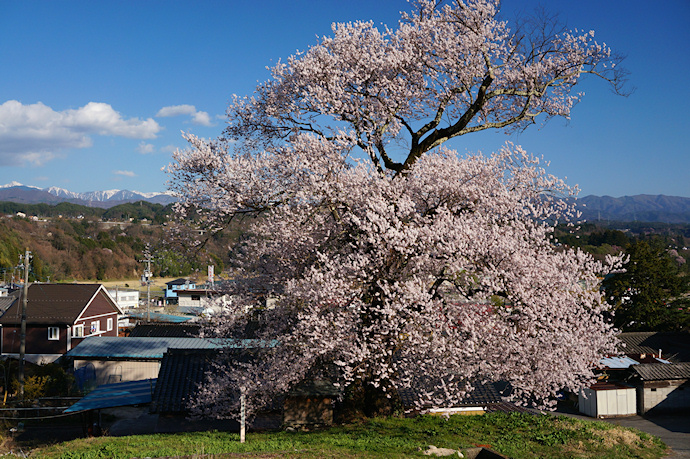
[588,381,635,391]
[151,343,278,414]
[64,379,156,413]
[632,362,690,381]
[600,355,639,369]
[0,296,18,314]
[64,337,226,359]
[174,289,212,294]
[64,337,275,359]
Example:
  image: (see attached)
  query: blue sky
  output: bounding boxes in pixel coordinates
[1,0,688,197]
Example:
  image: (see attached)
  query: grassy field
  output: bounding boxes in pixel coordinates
[28,412,667,458]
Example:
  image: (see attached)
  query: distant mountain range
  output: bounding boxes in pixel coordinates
[0,182,176,208]
[1,183,689,222]
[576,195,690,224]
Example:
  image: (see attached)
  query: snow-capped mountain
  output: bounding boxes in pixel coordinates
[46,187,169,203]
[45,186,82,200]
[3,183,690,222]
[1,181,40,190]
[0,183,176,208]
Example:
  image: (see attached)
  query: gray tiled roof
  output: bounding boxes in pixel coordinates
[152,348,216,413]
[152,347,273,414]
[618,332,690,362]
[632,362,690,381]
[165,278,190,286]
[397,380,503,409]
[287,380,339,397]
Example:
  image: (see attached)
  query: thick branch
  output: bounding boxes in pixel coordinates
[400,73,494,173]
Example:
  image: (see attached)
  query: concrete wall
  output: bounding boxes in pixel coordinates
[639,380,690,414]
[178,295,203,309]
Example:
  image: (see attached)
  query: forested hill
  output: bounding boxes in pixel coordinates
[576,195,690,224]
[0,200,174,222]
[0,202,233,282]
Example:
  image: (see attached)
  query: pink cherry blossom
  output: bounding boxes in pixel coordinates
[168,0,626,419]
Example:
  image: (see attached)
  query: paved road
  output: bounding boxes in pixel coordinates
[601,413,690,458]
[557,409,690,458]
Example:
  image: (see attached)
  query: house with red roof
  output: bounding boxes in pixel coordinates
[0,283,122,364]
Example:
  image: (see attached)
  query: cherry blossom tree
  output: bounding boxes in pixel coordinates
[168,0,627,417]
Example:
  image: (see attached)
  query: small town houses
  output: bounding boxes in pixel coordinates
[0,283,121,364]
[0,281,689,437]
[579,332,690,417]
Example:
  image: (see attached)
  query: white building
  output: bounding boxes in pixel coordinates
[107,287,140,311]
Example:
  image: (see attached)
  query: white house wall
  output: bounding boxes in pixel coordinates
[107,289,140,311]
[579,388,596,417]
[75,359,161,386]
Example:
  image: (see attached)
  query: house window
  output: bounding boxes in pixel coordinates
[73,324,84,338]
[48,327,59,340]
[107,317,113,331]
[191,295,201,301]
[90,321,100,334]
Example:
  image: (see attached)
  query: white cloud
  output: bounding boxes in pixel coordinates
[192,111,212,126]
[0,100,161,166]
[137,142,156,154]
[156,104,213,126]
[113,170,136,177]
[156,105,196,117]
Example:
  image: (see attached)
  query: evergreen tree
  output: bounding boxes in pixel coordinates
[603,240,689,331]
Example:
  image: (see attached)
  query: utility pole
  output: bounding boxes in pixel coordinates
[18,248,31,400]
[240,387,246,443]
[140,248,153,322]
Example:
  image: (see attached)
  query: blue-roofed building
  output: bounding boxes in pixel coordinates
[164,278,196,305]
[125,311,193,323]
[65,378,157,414]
